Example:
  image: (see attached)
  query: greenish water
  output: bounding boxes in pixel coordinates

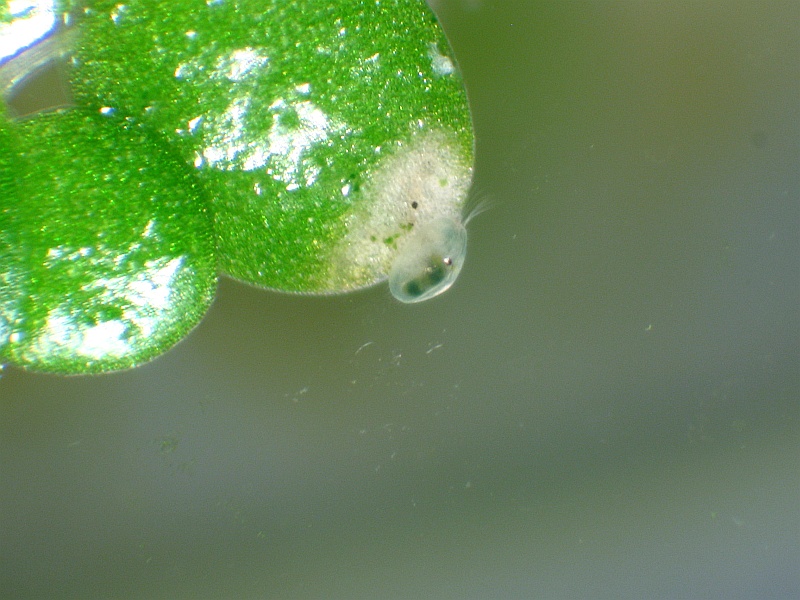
[2,1,798,598]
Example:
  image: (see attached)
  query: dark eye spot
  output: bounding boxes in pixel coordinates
[411,201,418,209]
[443,256,453,266]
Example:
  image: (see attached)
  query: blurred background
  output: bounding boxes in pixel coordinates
[2,1,798,598]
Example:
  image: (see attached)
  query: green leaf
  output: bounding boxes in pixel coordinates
[0,109,216,373]
[72,0,474,295]
[0,0,474,374]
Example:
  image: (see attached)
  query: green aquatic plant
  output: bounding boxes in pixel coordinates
[0,0,475,374]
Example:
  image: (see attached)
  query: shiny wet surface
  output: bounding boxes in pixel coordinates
[2,1,798,597]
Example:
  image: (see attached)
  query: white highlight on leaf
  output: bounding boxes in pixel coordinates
[142,219,155,238]
[110,4,127,25]
[201,96,339,189]
[178,47,340,189]
[27,256,185,361]
[90,256,183,313]
[0,0,58,65]
[45,245,93,263]
[187,116,202,133]
[175,46,269,82]
[223,47,268,82]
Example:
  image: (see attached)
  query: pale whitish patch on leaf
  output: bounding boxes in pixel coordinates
[326,130,472,294]
[427,43,455,77]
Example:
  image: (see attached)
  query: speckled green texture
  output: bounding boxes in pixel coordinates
[0,0,473,373]
[0,119,22,359]
[72,0,473,293]
[0,109,216,373]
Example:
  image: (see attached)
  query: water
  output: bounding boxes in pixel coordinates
[1,1,798,597]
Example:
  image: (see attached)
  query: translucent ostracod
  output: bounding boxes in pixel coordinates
[0,0,476,373]
[389,216,467,303]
